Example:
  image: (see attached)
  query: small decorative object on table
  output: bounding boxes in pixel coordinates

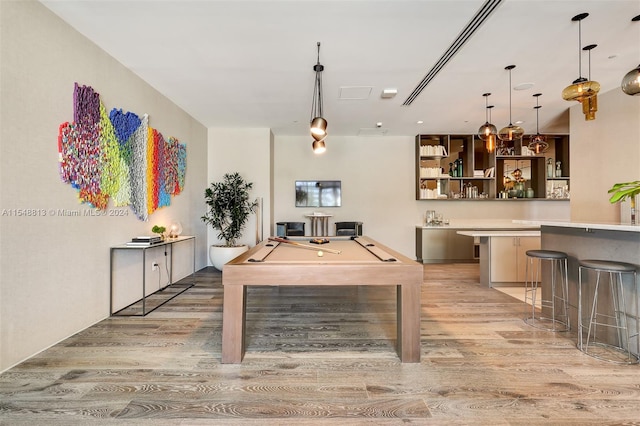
[151,225,166,240]
[169,221,183,238]
[310,238,329,244]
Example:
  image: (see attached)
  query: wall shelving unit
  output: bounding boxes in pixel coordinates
[416,134,569,200]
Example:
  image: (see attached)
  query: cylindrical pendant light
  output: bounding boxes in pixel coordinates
[310,42,328,153]
[312,139,326,154]
[498,65,524,142]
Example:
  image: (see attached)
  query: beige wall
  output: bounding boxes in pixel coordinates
[0,1,208,371]
[206,128,273,250]
[569,89,640,222]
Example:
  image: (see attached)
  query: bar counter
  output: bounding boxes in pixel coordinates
[515,220,639,355]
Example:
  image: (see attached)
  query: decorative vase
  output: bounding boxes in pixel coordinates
[526,187,535,198]
[209,245,248,271]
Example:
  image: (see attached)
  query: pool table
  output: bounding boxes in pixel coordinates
[221,236,423,363]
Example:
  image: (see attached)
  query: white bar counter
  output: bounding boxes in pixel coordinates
[415,220,539,263]
[514,219,640,233]
[457,230,541,287]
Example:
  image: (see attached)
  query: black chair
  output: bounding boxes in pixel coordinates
[276,222,305,237]
[334,221,363,236]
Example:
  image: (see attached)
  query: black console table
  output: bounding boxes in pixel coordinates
[110,236,196,316]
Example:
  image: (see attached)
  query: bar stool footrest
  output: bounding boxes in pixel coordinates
[525,316,569,332]
[578,341,640,365]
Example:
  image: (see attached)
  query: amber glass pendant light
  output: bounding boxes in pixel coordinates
[528,93,548,154]
[485,105,496,153]
[561,13,600,120]
[478,93,497,152]
[310,42,327,154]
[498,65,524,142]
[621,15,640,96]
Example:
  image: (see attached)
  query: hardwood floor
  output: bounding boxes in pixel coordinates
[2,263,639,425]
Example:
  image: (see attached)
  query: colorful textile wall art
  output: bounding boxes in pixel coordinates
[58,83,187,221]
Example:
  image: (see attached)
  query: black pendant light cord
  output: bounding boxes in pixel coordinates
[534,93,541,134]
[571,13,589,82]
[583,44,597,80]
[577,18,582,78]
[506,65,515,125]
[484,93,489,122]
[311,42,324,122]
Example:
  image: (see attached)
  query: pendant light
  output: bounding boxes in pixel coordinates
[486,105,496,153]
[498,65,524,142]
[621,15,640,96]
[561,13,600,119]
[478,93,497,151]
[581,44,598,120]
[528,93,548,154]
[310,42,327,154]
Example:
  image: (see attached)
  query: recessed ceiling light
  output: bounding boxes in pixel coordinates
[515,120,525,124]
[417,120,424,124]
[514,82,535,91]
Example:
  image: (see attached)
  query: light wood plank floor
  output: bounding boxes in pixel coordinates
[1,264,639,425]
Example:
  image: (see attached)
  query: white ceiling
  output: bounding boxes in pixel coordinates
[40,0,640,138]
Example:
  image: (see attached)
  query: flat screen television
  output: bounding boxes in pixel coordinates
[295,180,341,207]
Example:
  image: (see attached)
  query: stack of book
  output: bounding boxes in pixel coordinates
[125,236,163,246]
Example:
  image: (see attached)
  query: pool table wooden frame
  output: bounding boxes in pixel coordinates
[221,236,422,363]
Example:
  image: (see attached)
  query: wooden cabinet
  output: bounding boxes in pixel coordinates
[416,134,569,200]
[490,236,540,283]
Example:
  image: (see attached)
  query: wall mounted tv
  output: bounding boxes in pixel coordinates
[295,180,341,207]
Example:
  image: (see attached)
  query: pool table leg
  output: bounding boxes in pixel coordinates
[397,283,421,362]
[221,284,246,363]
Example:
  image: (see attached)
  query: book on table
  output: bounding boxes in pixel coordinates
[126,236,163,246]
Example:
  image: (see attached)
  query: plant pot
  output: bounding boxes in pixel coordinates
[209,245,248,271]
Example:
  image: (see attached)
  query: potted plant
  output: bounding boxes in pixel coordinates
[151,225,166,239]
[608,180,640,225]
[202,172,258,270]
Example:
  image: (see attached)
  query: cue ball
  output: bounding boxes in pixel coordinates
[317,250,324,257]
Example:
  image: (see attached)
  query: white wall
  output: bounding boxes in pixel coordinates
[0,1,209,371]
[274,135,418,256]
[569,88,640,222]
[207,128,273,253]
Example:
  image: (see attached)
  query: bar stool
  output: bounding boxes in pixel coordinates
[523,250,570,332]
[578,260,639,364]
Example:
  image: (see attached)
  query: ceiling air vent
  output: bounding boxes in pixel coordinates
[402,0,504,106]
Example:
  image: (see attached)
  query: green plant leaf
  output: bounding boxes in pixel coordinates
[201,172,258,246]
[607,181,640,204]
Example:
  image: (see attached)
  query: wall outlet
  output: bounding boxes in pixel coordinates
[152,262,159,271]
